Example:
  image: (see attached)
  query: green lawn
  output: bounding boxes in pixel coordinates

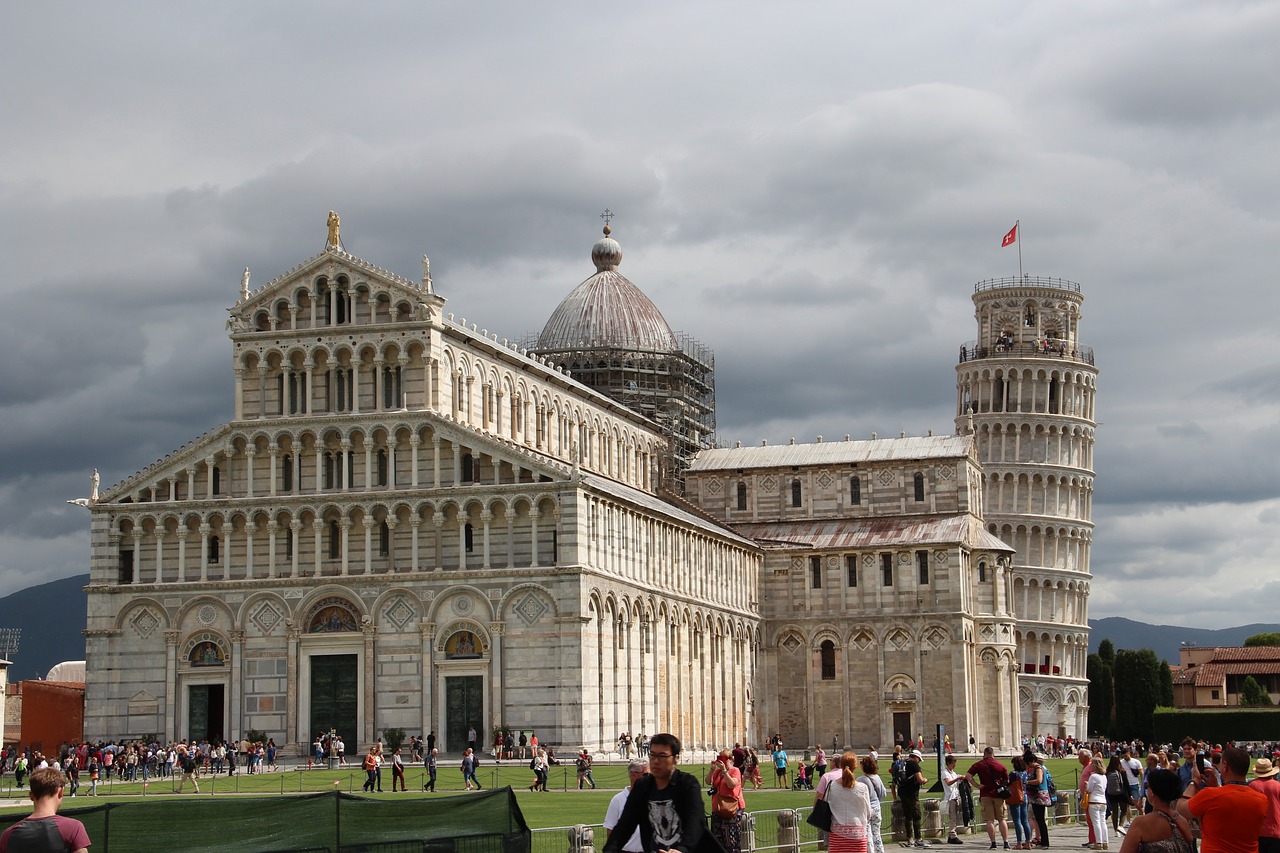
[0,756,1089,828]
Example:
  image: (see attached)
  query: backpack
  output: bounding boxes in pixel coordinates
[1043,767,1058,802]
[1106,771,1124,797]
[577,756,589,772]
[529,757,537,770]
[891,758,908,786]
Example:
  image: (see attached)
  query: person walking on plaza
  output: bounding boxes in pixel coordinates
[577,749,597,789]
[773,744,789,788]
[1116,769,1193,853]
[362,747,380,793]
[602,733,707,853]
[0,767,90,853]
[604,759,648,853]
[391,748,407,792]
[1079,749,1099,847]
[461,747,481,791]
[177,746,200,794]
[966,747,1011,850]
[900,749,931,849]
[1248,757,1280,853]
[1178,745,1268,853]
[423,748,438,792]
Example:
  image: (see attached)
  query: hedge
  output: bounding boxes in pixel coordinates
[1152,707,1280,743]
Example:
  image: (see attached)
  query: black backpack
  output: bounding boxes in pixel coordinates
[892,758,908,785]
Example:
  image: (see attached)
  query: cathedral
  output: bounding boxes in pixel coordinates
[82,214,1096,756]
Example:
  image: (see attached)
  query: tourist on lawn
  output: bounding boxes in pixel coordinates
[858,755,889,853]
[0,767,90,853]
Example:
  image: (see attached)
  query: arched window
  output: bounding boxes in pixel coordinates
[282,454,293,491]
[978,561,987,583]
[379,521,390,556]
[212,466,222,495]
[736,482,747,511]
[464,522,474,552]
[323,452,335,490]
[917,550,929,584]
[207,534,220,563]
[285,526,293,559]
[462,453,474,483]
[328,520,341,559]
[913,472,925,502]
[850,476,861,505]
[820,640,836,680]
[377,449,388,487]
[810,555,822,589]
[791,479,802,508]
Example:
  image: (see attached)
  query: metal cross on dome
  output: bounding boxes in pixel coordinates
[600,209,614,227]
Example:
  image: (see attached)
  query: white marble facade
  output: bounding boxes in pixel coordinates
[84,228,1088,755]
[84,242,761,755]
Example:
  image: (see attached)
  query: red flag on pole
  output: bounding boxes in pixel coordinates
[1001,223,1018,247]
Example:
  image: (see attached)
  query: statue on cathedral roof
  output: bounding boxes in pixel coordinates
[326,210,341,249]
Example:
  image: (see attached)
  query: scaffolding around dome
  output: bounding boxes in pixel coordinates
[526,331,716,487]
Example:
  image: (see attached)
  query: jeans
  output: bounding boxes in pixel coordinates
[1010,803,1031,845]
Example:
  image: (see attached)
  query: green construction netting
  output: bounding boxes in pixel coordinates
[0,787,530,853]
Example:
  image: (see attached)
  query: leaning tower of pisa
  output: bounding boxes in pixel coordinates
[956,277,1099,740]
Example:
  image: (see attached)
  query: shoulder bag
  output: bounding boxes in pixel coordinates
[807,788,833,832]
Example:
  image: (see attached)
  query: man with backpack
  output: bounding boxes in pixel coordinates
[577,749,597,789]
[899,749,932,848]
[966,747,1011,850]
[177,746,200,794]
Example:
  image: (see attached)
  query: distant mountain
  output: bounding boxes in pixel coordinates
[0,574,88,681]
[1088,616,1280,664]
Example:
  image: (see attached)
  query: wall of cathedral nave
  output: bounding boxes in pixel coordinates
[760,623,1012,753]
[582,584,759,754]
[687,457,977,523]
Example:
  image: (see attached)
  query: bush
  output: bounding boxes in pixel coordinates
[382,728,406,752]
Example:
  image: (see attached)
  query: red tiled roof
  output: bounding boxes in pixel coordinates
[1190,662,1280,687]
[1184,646,1280,662]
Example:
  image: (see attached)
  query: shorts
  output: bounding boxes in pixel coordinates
[1128,785,1140,801]
[776,767,787,777]
[981,796,1008,822]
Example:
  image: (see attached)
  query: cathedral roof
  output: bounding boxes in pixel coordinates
[731,516,1013,553]
[688,435,974,471]
[536,226,679,353]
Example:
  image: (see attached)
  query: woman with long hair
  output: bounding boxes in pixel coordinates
[1086,756,1110,850]
[1105,756,1128,833]
[1009,755,1033,849]
[823,751,872,853]
[1116,769,1193,853]
[1024,752,1050,848]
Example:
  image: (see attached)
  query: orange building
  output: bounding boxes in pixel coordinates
[5,681,85,752]
[1172,646,1280,707]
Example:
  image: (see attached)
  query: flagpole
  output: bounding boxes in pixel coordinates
[1017,219,1023,280]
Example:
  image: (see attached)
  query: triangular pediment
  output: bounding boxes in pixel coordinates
[228,246,443,327]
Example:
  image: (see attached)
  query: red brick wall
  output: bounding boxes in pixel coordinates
[20,681,84,753]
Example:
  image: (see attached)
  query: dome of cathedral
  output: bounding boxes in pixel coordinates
[537,226,678,352]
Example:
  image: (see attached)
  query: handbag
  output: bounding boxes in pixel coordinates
[807,797,834,832]
[994,782,1012,799]
[714,794,740,818]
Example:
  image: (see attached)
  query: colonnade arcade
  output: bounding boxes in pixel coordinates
[1018,682,1087,740]
[973,421,1095,470]
[957,365,1097,420]
[249,274,418,333]
[991,521,1092,573]
[984,470,1094,519]
[110,493,560,585]
[232,337,660,491]
[588,591,758,753]
[1015,624,1090,682]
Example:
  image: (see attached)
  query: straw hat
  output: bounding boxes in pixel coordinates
[1252,758,1279,779]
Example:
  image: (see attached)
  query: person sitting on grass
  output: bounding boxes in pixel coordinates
[0,766,91,853]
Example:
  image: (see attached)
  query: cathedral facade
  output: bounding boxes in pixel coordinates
[82,218,1093,754]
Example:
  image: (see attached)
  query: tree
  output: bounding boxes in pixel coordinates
[382,727,407,751]
[1240,676,1273,706]
[1098,639,1116,667]
[1244,633,1280,647]
[1087,653,1113,735]
[1113,648,1163,740]
[1159,660,1175,707]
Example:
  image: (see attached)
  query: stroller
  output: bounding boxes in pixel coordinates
[792,762,814,790]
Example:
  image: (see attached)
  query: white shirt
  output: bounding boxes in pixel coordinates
[942,767,962,802]
[1122,757,1143,787]
[605,787,644,852]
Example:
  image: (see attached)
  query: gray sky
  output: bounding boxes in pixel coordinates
[3,1,1277,629]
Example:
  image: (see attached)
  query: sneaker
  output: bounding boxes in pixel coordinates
[948,839,964,846]
[915,843,931,849]
[1004,845,1011,851]
[991,845,998,850]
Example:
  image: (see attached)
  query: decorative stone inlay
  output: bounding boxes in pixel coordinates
[862,554,875,567]
[512,592,547,626]
[197,604,217,626]
[384,596,415,630]
[487,588,501,600]
[851,630,874,650]
[791,557,804,570]
[922,626,948,650]
[779,633,803,654]
[761,475,777,492]
[251,602,282,635]
[451,596,474,615]
[938,466,953,480]
[935,551,948,564]
[131,608,160,640]
[816,472,833,489]
[706,479,722,495]
[826,555,839,569]
[885,628,911,651]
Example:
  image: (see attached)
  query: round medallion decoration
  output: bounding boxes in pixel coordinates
[198,604,217,626]
[451,596,474,616]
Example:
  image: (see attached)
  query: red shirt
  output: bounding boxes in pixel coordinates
[1187,782,1269,853]
[0,815,91,852]
[966,757,1009,798]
